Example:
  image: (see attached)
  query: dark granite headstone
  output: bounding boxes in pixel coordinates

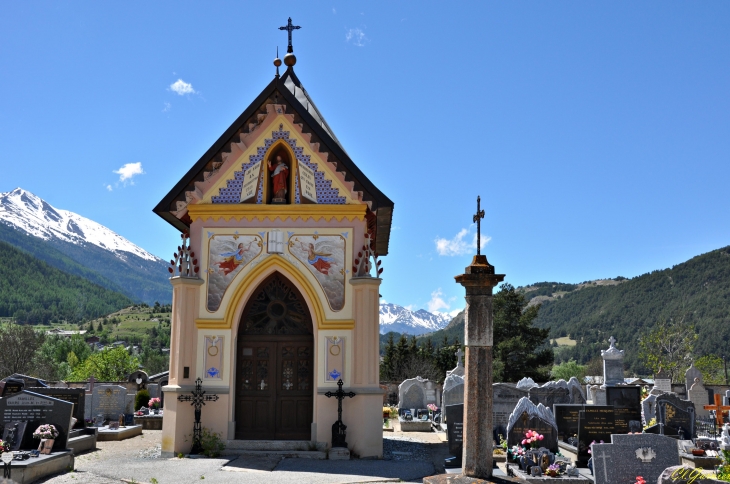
[577,405,615,462]
[3,374,47,388]
[444,403,463,468]
[591,434,680,484]
[29,388,85,429]
[528,382,571,410]
[656,393,695,438]
[553,404,583,442]
[1,421,27,451]
[0,391,74,451]
[124,413,134,426]
[606,386,642,434]
[1,379,24,397]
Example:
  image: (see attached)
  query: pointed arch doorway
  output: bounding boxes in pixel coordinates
[235,272,314,440]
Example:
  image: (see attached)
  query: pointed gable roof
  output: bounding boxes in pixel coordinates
[153,67,393,256]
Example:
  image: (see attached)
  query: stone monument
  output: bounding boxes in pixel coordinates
[601,336,624,387]
[451,196,504,479]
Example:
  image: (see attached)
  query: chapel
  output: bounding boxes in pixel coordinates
[153,20,393,458]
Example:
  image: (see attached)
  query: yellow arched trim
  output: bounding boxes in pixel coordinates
[195,255,355,330]
[188,203,365,223]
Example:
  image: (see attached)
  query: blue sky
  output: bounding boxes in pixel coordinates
[2,2,729,314]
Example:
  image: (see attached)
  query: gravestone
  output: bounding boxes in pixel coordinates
[725,390,730,407]
[685,364,702,392]
[577,405,615,462]
[642,394,657,424]
[506,397,558,452]
[528,380,571,409]
[0,379,24,397]
[656,393,695,437]
[444,403,463,468]
[493,383,528,432]
[590,385,607,405]
[442,374,464,409]
[147,384,160,399]
[446,349,464,378]
[568,377,586,404]
[92,385,128,420]
[3,374,47,388]
[601,336,624,387]
[591,434,680,484]
[606,386,642,434]
[653,368,672,393]
[398,377,427,411]
[424,381,438,407]
[0,391,74,451]
[516,377,538,391]
[553,404,583,442]
[687,378,710,418]
[30,387,86,429]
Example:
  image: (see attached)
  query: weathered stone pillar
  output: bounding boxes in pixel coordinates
[455,255,504,479]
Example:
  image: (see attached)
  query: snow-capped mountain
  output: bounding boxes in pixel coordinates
[0,188,171,304]
[0,188,158,262]
[379,303,455,335]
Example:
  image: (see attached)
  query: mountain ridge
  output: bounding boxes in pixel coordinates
[0,188,171,304]
[379,303,453,335]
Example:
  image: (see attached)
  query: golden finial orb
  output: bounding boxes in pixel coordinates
[284,52,296,67]
[274,57,282,67]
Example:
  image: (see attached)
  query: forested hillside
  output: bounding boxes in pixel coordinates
[534,246,730,374]
[0,240,133,323]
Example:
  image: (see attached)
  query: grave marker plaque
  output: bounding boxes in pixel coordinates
[577,405,615,462]
[606,386,642,434]
[444,403,463,468]
[506,398,558,452]
[91,385,127,420]
[553,404,583,442]
[0,391,74,451]
[656,393,695,437]
[0,379,24,397]
[30,388,86,428]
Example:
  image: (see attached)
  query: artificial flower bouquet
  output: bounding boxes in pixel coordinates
[32,424,59,440]
[149,397,161,409]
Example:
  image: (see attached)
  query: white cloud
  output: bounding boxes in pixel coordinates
[448,308,462,318]
[380,298,387,304]
[162,102,171,113]
[105,184,113,192]
[170,79,195,95]
[427,288,449,312]
[113,162,145,184]
[435,225,491,256]
[346,28,368,47]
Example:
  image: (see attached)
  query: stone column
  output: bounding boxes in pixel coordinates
[161,275,204,457]
[455,255,504,479]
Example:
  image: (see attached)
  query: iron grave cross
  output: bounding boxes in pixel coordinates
[473,196,485,256]
[279,17,301,53]
[325,379,356,448]
[177,378,219,454]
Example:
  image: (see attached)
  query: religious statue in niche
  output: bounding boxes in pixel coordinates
[268,151,290,204]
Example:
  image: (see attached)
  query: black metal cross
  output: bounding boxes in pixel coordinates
[473,195,485,255]
[279,17,301,53]
[325,379,355,448]
[177,378,219,454]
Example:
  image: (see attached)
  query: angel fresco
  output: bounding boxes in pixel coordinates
[207,235,262,312]
[290,235,345,311]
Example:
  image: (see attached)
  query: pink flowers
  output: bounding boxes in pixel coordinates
[149,397,161,409]
[635,477,646,484]
[521,429,545,448]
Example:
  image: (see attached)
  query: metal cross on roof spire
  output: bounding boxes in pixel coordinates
[473,196,485,256]
[279,17,301,53]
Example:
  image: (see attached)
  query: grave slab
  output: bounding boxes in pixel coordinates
[0,450,74,484]
[591,433,680,484]
[96,424,143,441]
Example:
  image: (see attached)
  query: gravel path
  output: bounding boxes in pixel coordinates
[36,429,447,484]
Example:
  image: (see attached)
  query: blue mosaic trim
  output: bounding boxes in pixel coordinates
[211,127,346,205]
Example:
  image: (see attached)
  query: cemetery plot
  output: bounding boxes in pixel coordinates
[0,391,74,451]
[577,406,614,462]
[30,388,86,429]
[606,386,642,434]
[591,434,680,484]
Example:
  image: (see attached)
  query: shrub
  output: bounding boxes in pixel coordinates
[200,427,225,458]
[135,389,150,410]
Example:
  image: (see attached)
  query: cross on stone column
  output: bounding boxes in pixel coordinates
[704,393,730,427]
[324,379,355,448]
[473,196,485,256]
[608,336,616,348]
[279,17,301,53]
[177,378,219,454]
[455,348,464,367]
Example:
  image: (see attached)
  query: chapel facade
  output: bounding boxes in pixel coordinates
[153,31,393,458]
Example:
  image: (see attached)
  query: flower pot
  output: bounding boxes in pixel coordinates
[38,439,54,454]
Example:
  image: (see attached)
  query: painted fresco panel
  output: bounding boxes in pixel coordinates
[207,234,263,311]
[289,234,345,311]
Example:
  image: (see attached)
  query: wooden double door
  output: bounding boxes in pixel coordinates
[235,336,314,440]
